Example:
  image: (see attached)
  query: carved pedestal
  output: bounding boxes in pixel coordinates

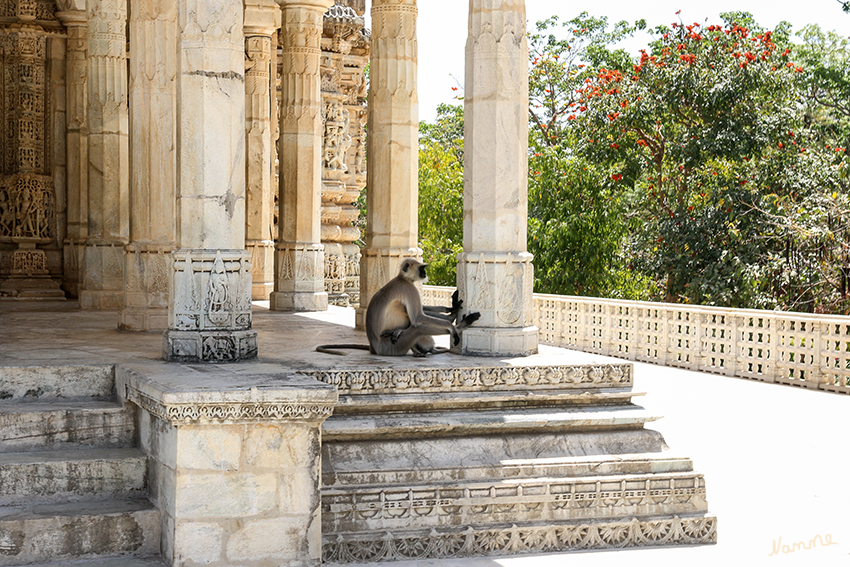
[271,244,328,312]
[120,247,172,332]
[0,240,65,300]
[163,251,257,362]
[457,252,538,356]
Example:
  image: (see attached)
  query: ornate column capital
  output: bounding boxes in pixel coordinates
[245,0,280,36]
[276,0,334,10]
[54,9,87,26]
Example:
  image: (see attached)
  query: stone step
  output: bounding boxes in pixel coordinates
[0,365,115,402]
[0,448,147,506]
[22,557,166,567]
[323,469,710,534]
[0,400,135,452]
[324,453,695,488]
[0,498,160,566]
[322,405,659,441]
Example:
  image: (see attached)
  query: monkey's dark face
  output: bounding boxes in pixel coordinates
[399,259,428,282]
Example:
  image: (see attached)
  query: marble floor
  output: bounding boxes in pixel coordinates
[1,300,848,566]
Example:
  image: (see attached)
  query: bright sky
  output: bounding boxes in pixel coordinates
[411,0,850,122]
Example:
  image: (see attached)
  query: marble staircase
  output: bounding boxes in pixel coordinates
[314,360,717,563]
[0,365,163,566]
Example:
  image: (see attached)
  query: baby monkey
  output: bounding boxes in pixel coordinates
[316,258,480,356]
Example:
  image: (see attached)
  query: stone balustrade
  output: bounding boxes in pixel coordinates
[423,286,850,396]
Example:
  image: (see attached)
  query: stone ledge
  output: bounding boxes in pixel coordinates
[300,362,632,395]
[323,515,717,563]
[117,362,338,425]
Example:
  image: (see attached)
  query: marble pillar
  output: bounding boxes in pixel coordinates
[0,24,65,300]
[120,0,178,332]
[162,0,258,362]
[57,10,88,299]
[355,0,420,330]
[270,0,333,312]
[79,0,130,310]
[457,0,538,356]
[244,0,280,301]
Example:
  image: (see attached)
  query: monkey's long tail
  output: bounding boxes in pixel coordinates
[315,344,372,356]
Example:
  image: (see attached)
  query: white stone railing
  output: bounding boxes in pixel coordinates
[423,285,850,395]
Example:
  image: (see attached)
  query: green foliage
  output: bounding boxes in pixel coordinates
[527,13,647,297]
[574,14,847,310]
[414,12,850,312]
[418,104,464,286]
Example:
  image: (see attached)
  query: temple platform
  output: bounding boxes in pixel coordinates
[0,301,847,565]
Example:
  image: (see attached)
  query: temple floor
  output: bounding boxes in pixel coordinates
[1,301,847,566]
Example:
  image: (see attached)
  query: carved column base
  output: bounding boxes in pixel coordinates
[355,247,421,330]
[324,243,349,307]
[247,240,275,301]
[457,251,539,356]
[271,244,328,312]
[163,329,259,363]
[457,326,539,357]
[119,248,173,332]
[343,243,361,308]
[0,244,66,300]
[79,243,126,310]
[163,249,257,362]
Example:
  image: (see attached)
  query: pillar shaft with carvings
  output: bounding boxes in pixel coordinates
[57,10,88,299]
[162,0,257,362]
[320,3,369,308]
[356,0,419,329]
[270,0,333,312]
[0,18,64,300]
[120,0,178,331]
[457,0,538,356]
[79,0,130,310]
[245,0,279,301]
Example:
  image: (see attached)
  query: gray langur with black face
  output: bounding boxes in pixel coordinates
[316,258,481,356]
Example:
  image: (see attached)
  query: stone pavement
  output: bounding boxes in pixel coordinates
[1,300,848,566]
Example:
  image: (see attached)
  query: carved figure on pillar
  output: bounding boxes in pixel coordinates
[457,0,538,356]
[270,0,334,312]
[356,0,420,329]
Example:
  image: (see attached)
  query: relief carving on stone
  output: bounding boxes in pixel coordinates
[323,516,717,563]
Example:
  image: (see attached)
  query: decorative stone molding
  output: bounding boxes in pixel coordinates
[324,475,707,526]
[299,363,632,395]
[323,516,718,563]
[124,385,334,425]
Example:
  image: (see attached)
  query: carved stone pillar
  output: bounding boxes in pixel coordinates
[320,4,368,308]
[79,0,130,310]
[245,0,279,301]
[457,0,538,356]
[161,0,258,362]
[355,0,419,329]
[0,24,64,300]
[120,0,178,332]
[270,0,333,312]
[56,10,88,299]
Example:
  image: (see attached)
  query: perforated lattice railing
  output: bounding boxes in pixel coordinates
[423,286,850,395]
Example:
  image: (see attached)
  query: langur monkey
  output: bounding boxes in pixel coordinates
[316,258,481,356]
